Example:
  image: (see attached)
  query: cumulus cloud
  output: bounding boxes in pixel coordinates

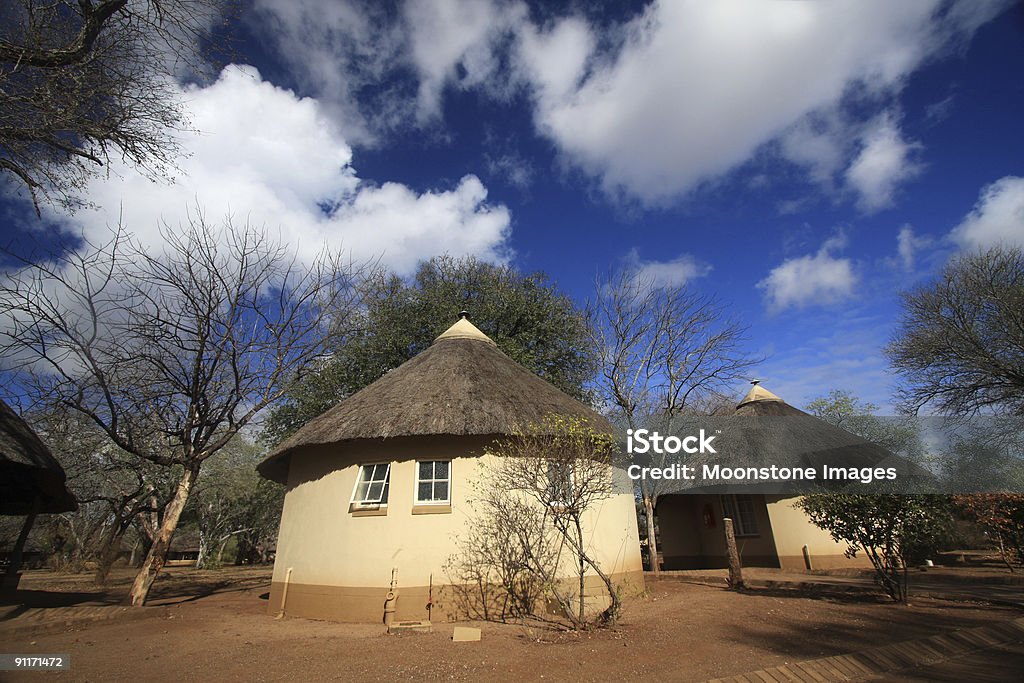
[949,176,1024,250]
[515,1,1000,205]
[845,114,923,212]
[624,249,712,289]
[33,65,511,277]
[758,234,858,312]
[251,0,1007,206]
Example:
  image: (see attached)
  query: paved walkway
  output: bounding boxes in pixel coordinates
[705,616,1024,683]
[656,568,1024,681]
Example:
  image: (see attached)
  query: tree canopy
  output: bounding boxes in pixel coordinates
[886,246,1024,416]
[262,255,597,445]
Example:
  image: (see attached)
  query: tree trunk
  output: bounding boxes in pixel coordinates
[575,516,586,626]
[642,489,660,574]
[216,537,229,565]
[4,497,39,585]
[128,467,197,606]
[196,530,210,569]
[723,517,745,589]
[94,521,129,585]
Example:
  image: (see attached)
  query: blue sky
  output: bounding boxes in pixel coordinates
[2,0,1023,412]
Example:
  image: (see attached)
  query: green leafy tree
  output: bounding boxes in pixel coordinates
[263,255,597,445]
[181,435,281,568]
[798,494,952,602]
[805,389,925,459]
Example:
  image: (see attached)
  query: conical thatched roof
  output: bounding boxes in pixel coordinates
[656,384,929,496]
[258,317,610,484]
[729,383,897,468]
[0,399,77,515]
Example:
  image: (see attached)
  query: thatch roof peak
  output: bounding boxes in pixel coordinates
[434,316,495,346]
[738,382,783,408]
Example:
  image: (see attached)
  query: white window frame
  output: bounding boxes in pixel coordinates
[720,493,759,537]
[414,460,451,505]
[351,463,391,508]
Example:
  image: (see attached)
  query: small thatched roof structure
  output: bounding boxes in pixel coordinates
[656,383,930,495]
[258,317,611,484]
[0,399,77,515]
[730,383,899,469]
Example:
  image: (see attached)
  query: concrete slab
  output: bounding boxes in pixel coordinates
[387,619,432,634]
[452,626,481,642]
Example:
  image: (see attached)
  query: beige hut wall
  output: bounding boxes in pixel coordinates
[763,495,872,571]
[269,435,643,622]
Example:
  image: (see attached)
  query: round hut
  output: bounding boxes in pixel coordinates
[258,316,643,622]
[1,399,77,589]
[655,383,898,571]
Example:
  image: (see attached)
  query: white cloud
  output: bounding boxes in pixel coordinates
[845,113,922,212]
[250,0,1007,206]
[36,65,511,276]
[949,176,1024,250]
[758,234,858,312]
[896,224,933,270]
[624,249,712,289]
[402,0,525,122]
[515,1,1002,205]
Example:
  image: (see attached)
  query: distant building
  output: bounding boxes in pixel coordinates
[656,384,875,571]
[258,316,643,622]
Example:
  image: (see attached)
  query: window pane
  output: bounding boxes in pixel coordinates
[435,461,449,479]
[355,481,369,502]
[736,496,758,535]
[418,482,432,501]
[367,482,383,502]
[419,461,432,479]
[380,481,389,504]
[435,482,449,501]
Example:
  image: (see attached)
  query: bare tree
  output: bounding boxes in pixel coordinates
[887,246,1024,417]
[30,402,172,583]
[0,0,228,211]
[590,268,759,574]
[0,213,364,605]
[445,470,558,623]
[485,415,622,628]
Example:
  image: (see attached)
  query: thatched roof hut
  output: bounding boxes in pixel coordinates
[0,399,76,515]
[651,382,924,496]
[259,317,611,484]
[654,383,923,571]
[258,316,642,622]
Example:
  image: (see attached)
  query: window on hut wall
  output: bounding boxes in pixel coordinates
[720,493,759,536]
[415,460,451,504]
[351,463,390,507]
[546,461,575,509]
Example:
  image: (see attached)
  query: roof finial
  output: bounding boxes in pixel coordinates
[750,378,761,386]
[459,310,470,321]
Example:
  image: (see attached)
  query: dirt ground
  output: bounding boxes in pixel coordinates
[1,566,1021,682]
